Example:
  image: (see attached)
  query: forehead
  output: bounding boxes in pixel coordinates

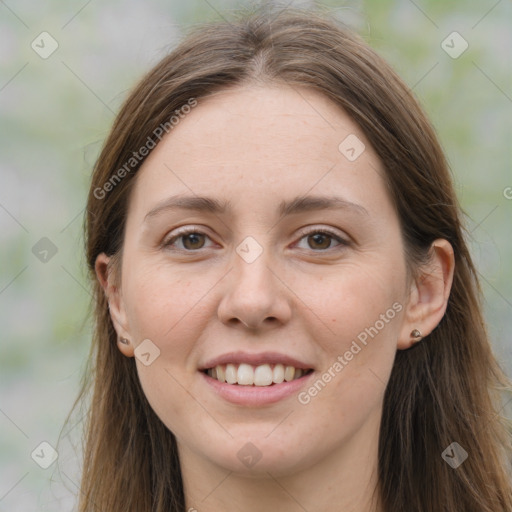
[129,84,390,218]
[163,84,367,165]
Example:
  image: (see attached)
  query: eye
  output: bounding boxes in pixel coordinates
[295,228,349,251]
[163,228,215,251]
[163,226,349,253]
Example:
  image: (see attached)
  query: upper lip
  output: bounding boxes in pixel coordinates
[199,351,314,371]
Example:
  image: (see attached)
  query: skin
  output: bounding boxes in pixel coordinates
[96,84,454,512]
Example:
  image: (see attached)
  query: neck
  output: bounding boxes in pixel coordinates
[179,413,383,512]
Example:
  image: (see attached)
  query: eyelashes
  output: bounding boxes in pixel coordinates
[162,226,350,253]
[164,228,214,251]
[294,228,349,251]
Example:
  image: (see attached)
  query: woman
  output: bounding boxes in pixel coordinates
[72,6,512,511]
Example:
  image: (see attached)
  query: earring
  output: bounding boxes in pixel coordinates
[410,329,422,342]
[119,337,130,345]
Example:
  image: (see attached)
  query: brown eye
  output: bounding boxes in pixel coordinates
[307,232,333,250]
[181,232,206,250]
[295,229,349,252]
[164,229,213,251]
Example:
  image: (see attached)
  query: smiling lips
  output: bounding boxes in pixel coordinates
[200,351,314,387]
[205,363,312,386]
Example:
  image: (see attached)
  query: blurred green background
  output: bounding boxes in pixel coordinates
[1,0,511,510]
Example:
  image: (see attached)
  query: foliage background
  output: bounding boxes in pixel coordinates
[0,0,510,510]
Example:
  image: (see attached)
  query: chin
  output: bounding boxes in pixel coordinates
[194,432,320,477]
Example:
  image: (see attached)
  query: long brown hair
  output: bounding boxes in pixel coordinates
[68,5,512,511]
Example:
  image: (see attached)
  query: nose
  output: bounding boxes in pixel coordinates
[217,246,292,332]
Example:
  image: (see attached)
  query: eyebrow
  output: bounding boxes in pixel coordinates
[144,194,368,222]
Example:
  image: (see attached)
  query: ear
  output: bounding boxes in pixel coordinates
[397,239,455,350]
[95,252,134,357]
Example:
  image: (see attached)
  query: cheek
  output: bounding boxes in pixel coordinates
[291,285,401,460]
[123,259,210,341]
[293,255,405,341]
[291,257,405,407]
[121,266,211,429]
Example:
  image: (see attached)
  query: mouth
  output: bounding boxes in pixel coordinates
[202,363,314,386]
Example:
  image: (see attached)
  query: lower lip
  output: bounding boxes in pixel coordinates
[200,371,315,406]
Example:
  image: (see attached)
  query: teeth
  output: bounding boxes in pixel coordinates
[206,363,309,386]
[254,364,273,386]
[284,366,295,382]
[225,363,237,384]
[216,365,226,383]
[273,363,285,383]
[237,363,254,386]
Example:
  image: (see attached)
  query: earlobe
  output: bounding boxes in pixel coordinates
[95,252,135,358]
[397,239,455,350]
[117,336,135,357]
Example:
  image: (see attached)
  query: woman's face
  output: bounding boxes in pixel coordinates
[106,84,415,476]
